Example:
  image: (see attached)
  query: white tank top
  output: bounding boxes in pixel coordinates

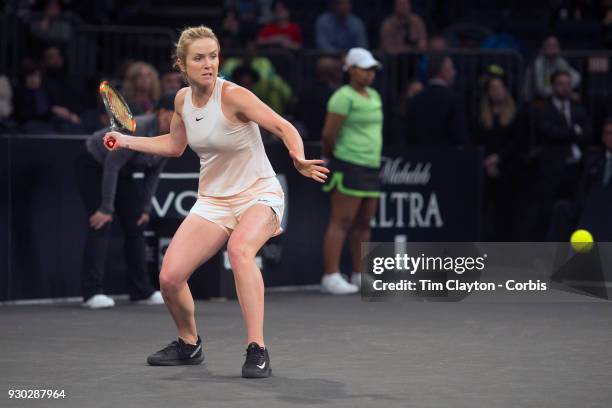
[182,78,276,197]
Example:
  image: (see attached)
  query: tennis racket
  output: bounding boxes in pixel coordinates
[98,80,136,148]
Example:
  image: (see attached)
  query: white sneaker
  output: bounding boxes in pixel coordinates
[134,291,164,305]
[321,272,359,295]
[83,294,115,309]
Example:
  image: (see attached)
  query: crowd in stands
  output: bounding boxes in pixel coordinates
[2,0,612,242]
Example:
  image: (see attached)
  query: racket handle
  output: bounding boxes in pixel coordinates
[105,138,116,148]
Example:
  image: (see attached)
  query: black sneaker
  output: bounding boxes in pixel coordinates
[242,342,272,378]
[147,336,204,366]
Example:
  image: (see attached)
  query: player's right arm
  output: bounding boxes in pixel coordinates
[103,88,189,157]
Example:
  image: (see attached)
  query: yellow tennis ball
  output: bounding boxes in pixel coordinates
[570,229,594,253]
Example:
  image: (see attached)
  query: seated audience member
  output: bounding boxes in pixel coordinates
[121,62,161,115]
[405,55,469,145]
[474,75,524,240]
[257,1,303,50]
[13,59,81,133]
[232,64,293,116]
[220,39,293,115]
[42,46,87,119]
[315,0,367,51]
[225,0,270,24]
[29,0,79,47]
[232,64,260,91]
[220,8,243,49]
[523,35,581,101]
[380,0,427,53]
[220,39,276,81]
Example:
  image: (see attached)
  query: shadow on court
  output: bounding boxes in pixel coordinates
[161,369,401,405]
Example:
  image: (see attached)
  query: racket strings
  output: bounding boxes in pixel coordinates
[106,90,132,129]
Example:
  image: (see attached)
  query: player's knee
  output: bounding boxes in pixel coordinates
[159,268,184,294]
[227,239,255,268]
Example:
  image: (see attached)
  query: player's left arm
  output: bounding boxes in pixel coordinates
[226,84,329,183]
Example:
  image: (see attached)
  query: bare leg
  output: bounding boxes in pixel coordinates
[227,204,278,347]
[322,189,362,275]
[349,197,378,273]
[158,214,228,344]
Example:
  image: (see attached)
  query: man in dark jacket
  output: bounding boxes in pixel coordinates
[75,93,174,309]
[405,54,469,146]
[547,117,609,242]
[534,70,592,240]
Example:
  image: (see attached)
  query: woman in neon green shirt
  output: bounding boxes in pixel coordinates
[321,48,383,295]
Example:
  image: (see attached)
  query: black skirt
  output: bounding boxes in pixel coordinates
[322,157,381,197]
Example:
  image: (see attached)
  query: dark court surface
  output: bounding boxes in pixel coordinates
[1,290,611,408]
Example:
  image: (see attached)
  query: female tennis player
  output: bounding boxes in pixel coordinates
[103,25,328,378]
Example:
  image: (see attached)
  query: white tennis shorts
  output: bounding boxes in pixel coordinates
[189,176,285,236]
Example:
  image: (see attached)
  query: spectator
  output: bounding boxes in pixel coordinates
[428,34,449,50]
[548,117,612,241]
[400,79,425,112]
[74,95,174,309]
[481,15,522,52]
[13,59,80,133]
[380,0,427,53]
[474,76,523,240]
[404,79,424,98]
[415,34,450,82]
[405,55,469,145]
[29,0,79,47]
[523,35,581,101]
[121,62,161,115]
[159,65,184,95]
[224,0,272,24]
[583,117,612,195]
[232,64,293,115]
[42,46,87,117]
[232,64,260,90]
[533,70,592,240]
[220,8,243,49]
[297,56,343,139]
[393,78,423,144]
[220,39,293,114]
[220,39,276,81]
[321,48,383,294]
[257,1,303,50]
[315,0,368,51]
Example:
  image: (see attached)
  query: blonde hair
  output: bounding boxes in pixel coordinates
[173,25,220,80]
[479,80,516,129]
[121,61,161,105]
